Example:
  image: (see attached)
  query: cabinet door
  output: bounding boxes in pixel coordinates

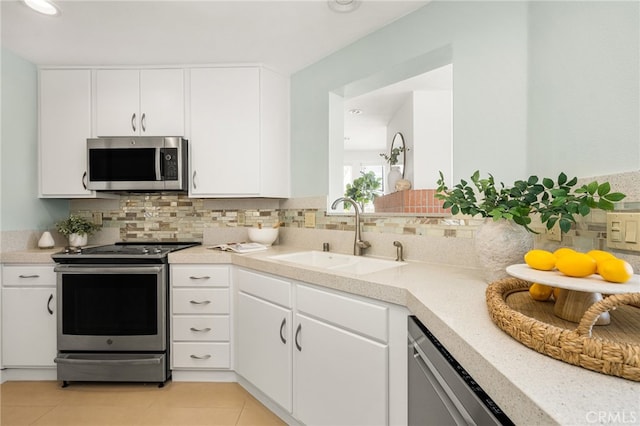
[294,313,388,426]
[39,69,93,197]
[96,69,140,136]
[2,288,56,367]
[140,69,184,136]
[237,292,293,412]
[189,67,260,196]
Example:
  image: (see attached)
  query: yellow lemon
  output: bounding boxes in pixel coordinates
[524,249,556,271]
[553,247,577,258]
[556,253,597,278]
[586,250,616,272]
[552,287,562,301]
[529,283,553,301]
[598,258,634,283]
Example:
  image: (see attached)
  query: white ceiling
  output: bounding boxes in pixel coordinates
[1,0,429,75]
[344,63,452,151]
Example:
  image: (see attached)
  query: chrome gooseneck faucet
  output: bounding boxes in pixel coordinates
[331,197,371,256]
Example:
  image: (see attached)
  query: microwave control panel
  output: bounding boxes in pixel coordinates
[162,148,179,180]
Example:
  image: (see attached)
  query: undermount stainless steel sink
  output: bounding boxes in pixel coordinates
[269,251,406,275]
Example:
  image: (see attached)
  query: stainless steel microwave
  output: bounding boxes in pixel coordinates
[87,137,188,191]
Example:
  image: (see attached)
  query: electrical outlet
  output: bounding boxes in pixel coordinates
[304,212,316,228]
[92,212,103,226]
[546,222,561,242]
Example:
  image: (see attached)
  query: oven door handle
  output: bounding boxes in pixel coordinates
[54,356,161,366]
[54,265,164,274]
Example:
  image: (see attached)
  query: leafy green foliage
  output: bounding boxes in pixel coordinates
[435,171,625,234]
[56,215,101,236]
[379,146,409,165]
[344,171,382,210]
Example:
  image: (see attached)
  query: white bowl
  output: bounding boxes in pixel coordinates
[248,227,279,246]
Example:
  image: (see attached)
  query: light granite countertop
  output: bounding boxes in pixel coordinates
[3,245,639,424]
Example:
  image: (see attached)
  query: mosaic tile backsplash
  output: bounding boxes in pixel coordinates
[65,170,640,267]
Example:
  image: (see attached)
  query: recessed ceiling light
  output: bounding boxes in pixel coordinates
[348,108,363,115]
[328,0,361,13]
[22,0,61,16]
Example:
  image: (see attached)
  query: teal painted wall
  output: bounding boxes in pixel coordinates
[527,1,639,179]
[1,48,68,232]
[290,1,639,197]
[291,1,529,197]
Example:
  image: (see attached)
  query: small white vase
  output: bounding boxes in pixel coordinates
[387,166,402,193]
[38,231,55,249]
[474,219,533,283]
[68,233,88,247]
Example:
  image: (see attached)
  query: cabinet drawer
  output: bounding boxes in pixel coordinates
[2,265,56,287]
[172,288,229,314]
[237,268,292,308]
[172,316,230,341]
[171,265,229,287]
[297,284,388,342]
[172,342,230,369]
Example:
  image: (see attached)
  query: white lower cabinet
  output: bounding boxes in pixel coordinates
[1,265,57,367]
[236,269,293,411]
[235,267,398,426]
[170,265,231,370]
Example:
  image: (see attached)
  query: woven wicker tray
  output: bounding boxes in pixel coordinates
[486,277,640,382]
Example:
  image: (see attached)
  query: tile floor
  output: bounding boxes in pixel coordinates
[0,381,286,426]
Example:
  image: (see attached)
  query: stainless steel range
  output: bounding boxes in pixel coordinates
[52,242,198,387]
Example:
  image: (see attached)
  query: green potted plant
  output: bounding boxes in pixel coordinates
[56,215,101,247]
[435,170,625,234]
[435,171,626,283]
[344,171,382,211]
[380,146,410,192]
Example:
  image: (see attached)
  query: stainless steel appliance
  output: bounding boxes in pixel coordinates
[86,136,188,192]
[408,316,514,426]
[52,242,198,387]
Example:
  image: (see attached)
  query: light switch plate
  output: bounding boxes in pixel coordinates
[304,212,316,228]
[607,212,640,251]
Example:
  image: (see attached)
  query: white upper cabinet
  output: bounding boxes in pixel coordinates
[39,69,94,197]
[189,67,290,197]
[96,69,184,137]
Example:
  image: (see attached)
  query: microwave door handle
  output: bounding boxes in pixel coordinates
[156,148,162,180]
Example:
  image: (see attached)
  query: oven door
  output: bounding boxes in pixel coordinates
[55,264,167,352]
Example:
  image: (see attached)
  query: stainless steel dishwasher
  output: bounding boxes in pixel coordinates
[408,316,514,425]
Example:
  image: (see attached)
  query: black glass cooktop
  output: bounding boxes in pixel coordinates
[52,242,200,264]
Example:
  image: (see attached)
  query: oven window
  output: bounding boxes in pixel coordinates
[62,274,158,335]
[89,148,158,181]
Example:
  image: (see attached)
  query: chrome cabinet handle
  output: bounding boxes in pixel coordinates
[295,324,302,352]
[189,300,211,305]
[279,318,287,344]
[192,171,197,190]
[19,274,40,278]
[131,113,137,132]
[47,294,54,315]
[190,327,211,333]
[82,171,87,190]
[141,113,146,132]
[190,354,211,360]
[189,276,210,280]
